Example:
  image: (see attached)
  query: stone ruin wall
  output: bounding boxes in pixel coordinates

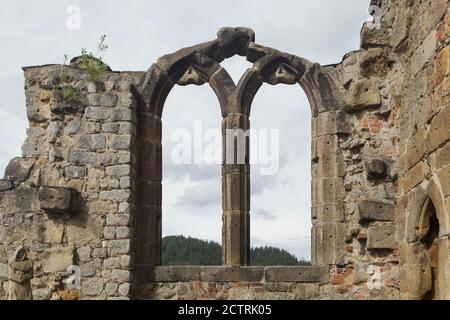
[0,0,449,300]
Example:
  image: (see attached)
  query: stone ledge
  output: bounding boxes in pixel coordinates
[149,266,329,283]
[264,266,329,283]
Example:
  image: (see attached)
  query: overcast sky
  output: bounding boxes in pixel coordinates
[0,0,371,260]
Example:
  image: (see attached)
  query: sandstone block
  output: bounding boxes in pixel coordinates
[106,214,130,226]
[264,266,329,283]
[0,263,7,279]
[0,180,13,192]
[367,223,396,249]
[425,105,450,153]
[411,30,436,77]
[365,159,387,179]
[99,190,130,202]
[111,108,132,122]
[118,283,130,296]
[107,240,130,255]
[101,93,119,107]
[104,283,118,295]
[81,278,104,296]
[66,117,82,135]
[76,246,91,263]
[21,140,46,158]
[348,78,381,109]
[84,107,111,121]
[81,262,96,277]
[2,188,39,214]
[106,164,130,177]
[76,134,106,151]
[358,200,394,222]
[38,187,75,213]
[64,166,86,179]
[111,269,130,282]
[110,134,132,150]
[43,248,74,273]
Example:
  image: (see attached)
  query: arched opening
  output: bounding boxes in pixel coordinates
[161,84,223,266]
[249,83,312,265]
[419,198,440,300]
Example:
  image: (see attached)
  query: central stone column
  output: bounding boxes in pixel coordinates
[222,112,250,266]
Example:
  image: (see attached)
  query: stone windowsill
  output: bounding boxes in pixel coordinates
[147,266,329,283]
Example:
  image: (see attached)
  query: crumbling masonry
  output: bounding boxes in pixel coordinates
[0,0,449,300]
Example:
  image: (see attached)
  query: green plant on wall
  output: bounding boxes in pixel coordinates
[54,54,80,104]
[343,102,353,113]
[79,34,109,83]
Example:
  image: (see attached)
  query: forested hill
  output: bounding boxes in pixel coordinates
[162,236,311,266]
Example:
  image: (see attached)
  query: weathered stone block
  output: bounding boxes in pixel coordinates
[111,108,132,122]
[81,262,96,277]
[341,51,363,88]
[436,142,450,169]
[110,134,132,150]
[312,203,344,223]
[150,266,201,282]
[118,283,130,296]
[348,78,381,109]
[111,269,130,282]
[102,122,120,133]
[312,177,345,204]
[400,161,430,194]
[64,166,86,179]
[104,257,120,269]
[101,93,119,107]
[66,117,81,135]
[76,246,91,263]
[115,227,130,239]
[81,278,104,296]
[21,139,47,158]
[2,188,39,214]
[106,164,130,177]
[107,240,130,255]
[84,107,111,121]
[360,23,391,49]
[70,150,97,165]
[411,30,436,77]
[0,263,7,279]
[0,180,13,192]
[265,266,328,283]
[201,266,264,282]
[38,187,75,213]
[365,159,387,179]
[81,122,101,134]
[358,200,394,222]
[425,105,450,153]
[104,283,118,295]
[106,214,130,226]
[312,111,352,137]
[99,190,130,202]
[437,166,450,197]
[27,101,50,123]
[367,223,396,249]
[76,134,106,151]
[43,248,74,273]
